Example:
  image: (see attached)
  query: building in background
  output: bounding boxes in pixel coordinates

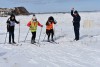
[0,7,29,17]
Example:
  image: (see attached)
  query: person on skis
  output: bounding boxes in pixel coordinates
[27,14,43,44]
[6,14,19,44]
[71,8,81,41]
[46,16,57,42]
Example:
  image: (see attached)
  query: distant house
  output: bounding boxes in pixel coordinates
[0,8,14,17]
[0,7,29,17]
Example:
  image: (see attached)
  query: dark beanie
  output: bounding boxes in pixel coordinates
[49,16,54,21]
[33,14,35,16]
[74,11,78,14]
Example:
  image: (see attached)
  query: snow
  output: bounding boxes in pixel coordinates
[0,12,100,67]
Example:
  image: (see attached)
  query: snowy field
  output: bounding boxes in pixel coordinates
[0,12,100,67]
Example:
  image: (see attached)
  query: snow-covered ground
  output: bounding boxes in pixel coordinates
[0,12,100,67]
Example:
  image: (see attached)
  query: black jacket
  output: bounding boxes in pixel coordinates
[71,10,81,26]
[6,18,19,32]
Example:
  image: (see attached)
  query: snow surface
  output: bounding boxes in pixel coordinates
[0,12,100,67]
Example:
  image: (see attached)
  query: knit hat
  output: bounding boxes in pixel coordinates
[74,11,78,14]
[32,14,37,21]
[49,16,54,21]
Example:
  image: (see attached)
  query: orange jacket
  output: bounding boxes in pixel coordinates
[46,22,54,30]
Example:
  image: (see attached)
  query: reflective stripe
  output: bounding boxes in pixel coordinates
[30,21,38,32]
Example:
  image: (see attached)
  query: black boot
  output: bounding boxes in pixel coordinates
[51,38,54,42]
[47,38,50,42]
[9,42,12,44]
[31,39,34,44]
[33,40,36,43]
[13,41,16,44]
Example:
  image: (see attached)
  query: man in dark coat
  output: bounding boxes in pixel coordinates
[71,8,81,41]
[6,14,19,44]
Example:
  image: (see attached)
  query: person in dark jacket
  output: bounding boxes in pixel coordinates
[46,16,57,42]
[6,14,19,44]
[71,8,81,41]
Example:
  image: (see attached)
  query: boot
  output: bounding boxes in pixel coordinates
[31,39,34,44]
[13,41,16,44]
[9,42,12,44]
[51,38,54,42]
[47,39,50,42]
[33,40,36,43]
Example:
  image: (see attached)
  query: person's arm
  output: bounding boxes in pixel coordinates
[54,20,57,24]
[27,21,31,27]
[71,8,75,17]
[38,21,43,27]
[78,15,81,22]
[15,19,20,24]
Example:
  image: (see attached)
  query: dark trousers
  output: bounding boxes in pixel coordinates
[9,31,14,43]
[74,25,80,40]
[46,29,54,40]
[31,32,36,41]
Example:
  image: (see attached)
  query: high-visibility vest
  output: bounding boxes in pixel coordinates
[46,22,54,30]
[30,21,38,32]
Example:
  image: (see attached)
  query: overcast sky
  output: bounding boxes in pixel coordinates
[0,0,99,13]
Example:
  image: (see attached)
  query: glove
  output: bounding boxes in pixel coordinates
[41,25,43,27]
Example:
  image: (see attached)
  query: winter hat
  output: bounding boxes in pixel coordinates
[33,14,35,16]
[10,14,15,21]
[74,10,78,14]
[10,14,15,18]
[32,14,37,21]
[49,16,54,21]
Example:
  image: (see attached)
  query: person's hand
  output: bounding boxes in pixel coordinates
[18,22,20,24]
[72,8,74,10]
[41,25,43,27]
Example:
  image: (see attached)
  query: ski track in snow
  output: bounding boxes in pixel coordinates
[0,12,100,67]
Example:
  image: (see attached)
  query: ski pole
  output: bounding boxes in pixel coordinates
[18,20,20,43]
[54,25,56,40]
[43,33,46,41]
[24,29,29,42]
[4,32,8,44]
[38,27,43,43]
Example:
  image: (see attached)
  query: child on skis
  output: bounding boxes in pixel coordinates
[27,14,43,44]
[6,14,19,44]
[46,16,57,42]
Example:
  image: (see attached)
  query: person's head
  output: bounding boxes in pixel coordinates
[33,14,35,16]
[48,16,54,22]
[10,14,15,21]
[32,14,37,22]
[74,11,78,16]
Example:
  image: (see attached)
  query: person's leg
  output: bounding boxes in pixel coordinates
[12,32,16,43]
[31,32,36,44]
[31,32,34,44]
[46,30,50,42]
[76,26,80,40]
[51,29,54,41]
[74,26,77,40]
[74,25,80,40]
[33,32,36,43]
[9,32,11,44]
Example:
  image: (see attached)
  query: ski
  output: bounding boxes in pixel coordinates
[49,41,59,44]
[31,42,41,47]
[11,43,22,46]
[42,40,59,44]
